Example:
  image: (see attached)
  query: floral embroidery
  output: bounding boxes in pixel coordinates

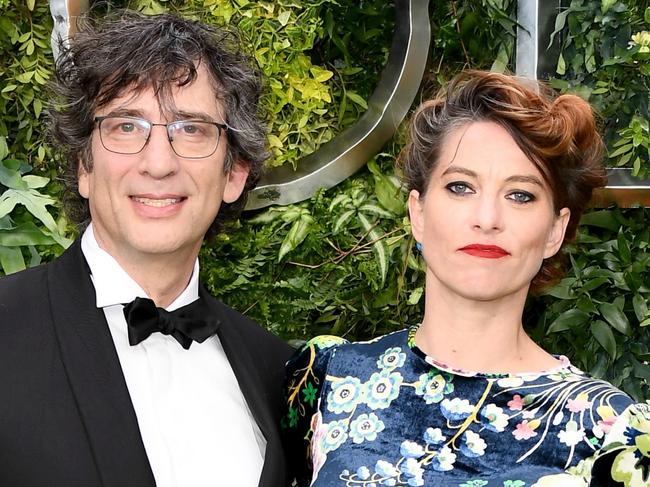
[349,413,385,444]
[377,347,407,370]
[283,328,637,486]
[414,371,450,404]
[513,420,539,440]
[327,376,364,414]
[365,370,403,410]
[321,419,348,452]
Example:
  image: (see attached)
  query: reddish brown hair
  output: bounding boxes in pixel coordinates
[399,70,606,293]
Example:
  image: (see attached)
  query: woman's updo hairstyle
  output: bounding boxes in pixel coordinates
[398,70,607,293]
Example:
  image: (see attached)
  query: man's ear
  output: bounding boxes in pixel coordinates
[77,158,90,199]
[408,189,424,243]
[222,160,250,203]
[544,207,570,259]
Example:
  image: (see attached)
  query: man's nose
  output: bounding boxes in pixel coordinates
[137,125,180,178]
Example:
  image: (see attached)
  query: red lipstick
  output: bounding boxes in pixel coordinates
[459,244,510,259]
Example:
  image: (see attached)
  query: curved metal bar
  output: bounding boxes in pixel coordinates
[49,0,89,60]
[245,0,431,210]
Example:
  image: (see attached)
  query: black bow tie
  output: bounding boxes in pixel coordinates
[122,297,220,349]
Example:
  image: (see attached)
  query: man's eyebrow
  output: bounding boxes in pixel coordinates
[104,108,145,118]
[171,110,221,123]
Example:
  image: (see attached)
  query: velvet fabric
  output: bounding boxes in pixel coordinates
[283,327,641,486]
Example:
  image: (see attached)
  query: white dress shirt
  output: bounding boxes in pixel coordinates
[81,225,265,487]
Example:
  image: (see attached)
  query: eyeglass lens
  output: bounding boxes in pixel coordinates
[97,117,222,158]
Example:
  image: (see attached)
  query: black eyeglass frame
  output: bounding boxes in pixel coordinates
[93,115,229,159]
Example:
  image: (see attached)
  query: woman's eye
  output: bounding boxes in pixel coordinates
[446,182,473,195]
[118,123,135,133]
[507,191,535,203]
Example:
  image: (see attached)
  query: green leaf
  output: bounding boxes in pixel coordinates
[580,211,620,231]
[0,245,25,274]
[600,0,616,14]
[278,214,313,261]
[0,136,8,161]
[333,209,356,233]
[632,294,649,322]
[590,320,617,359]
[0,222,57,246]
[23,175,49,189]
[367,160,402,215]
[407,286,423,305]
[346,91,368,109]
[556,52,566,75]
[358,212,389,286]
[548,308,590,333]
[277,11,290,27]
[0,164,28,190]
[599,302,632,336]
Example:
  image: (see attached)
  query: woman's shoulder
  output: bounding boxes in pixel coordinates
[287,329,410,372]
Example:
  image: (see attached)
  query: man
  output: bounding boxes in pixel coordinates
[0,10,293,487]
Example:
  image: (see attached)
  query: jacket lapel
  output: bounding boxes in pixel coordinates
[48,240,156,487]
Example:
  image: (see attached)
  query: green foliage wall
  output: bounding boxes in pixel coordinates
[0,0,648,400]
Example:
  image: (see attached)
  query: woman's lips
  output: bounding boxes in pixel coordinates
[459,244,510,259]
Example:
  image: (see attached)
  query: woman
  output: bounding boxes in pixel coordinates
[283,71,646,486]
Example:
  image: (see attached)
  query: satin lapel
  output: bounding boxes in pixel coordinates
[47,241,156,487]
[203,290,283,487]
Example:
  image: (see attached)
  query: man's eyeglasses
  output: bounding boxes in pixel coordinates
[94,116,228,159]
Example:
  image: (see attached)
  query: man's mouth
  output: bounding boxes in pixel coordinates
[131,196,184,207]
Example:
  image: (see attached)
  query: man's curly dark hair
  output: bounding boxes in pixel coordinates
[49,9,268,237]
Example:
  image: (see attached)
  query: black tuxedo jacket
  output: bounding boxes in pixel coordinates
[0,240,294,487]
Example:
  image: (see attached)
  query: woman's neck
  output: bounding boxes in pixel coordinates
[416,277,559,374]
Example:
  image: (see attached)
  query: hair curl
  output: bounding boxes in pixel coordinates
[49,9,268,237]
[398,70,606,293]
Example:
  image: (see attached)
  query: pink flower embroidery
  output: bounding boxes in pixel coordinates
[513,420,538,440]
[508,394,524,411]
[596,417,617,434]
[566,394,592,413]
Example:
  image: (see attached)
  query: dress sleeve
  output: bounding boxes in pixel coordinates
[282,335,348,487]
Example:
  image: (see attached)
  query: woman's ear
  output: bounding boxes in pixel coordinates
[544,207,570,259]
[408,189,424,243]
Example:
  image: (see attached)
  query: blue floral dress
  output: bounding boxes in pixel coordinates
[283,327,648,486]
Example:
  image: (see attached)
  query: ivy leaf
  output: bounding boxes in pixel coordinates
[590,320,617,359]
[599,302,632,336]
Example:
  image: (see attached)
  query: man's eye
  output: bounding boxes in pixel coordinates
[507,191,535,203]
[118,123,135,133]
[445,182,473,194]
[182,124,199,134]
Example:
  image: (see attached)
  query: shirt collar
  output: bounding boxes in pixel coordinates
[80,223,200,311]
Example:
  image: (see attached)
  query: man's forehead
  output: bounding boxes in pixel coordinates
[95,70,225,120]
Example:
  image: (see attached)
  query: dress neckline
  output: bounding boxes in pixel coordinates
[405,325,573,379]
